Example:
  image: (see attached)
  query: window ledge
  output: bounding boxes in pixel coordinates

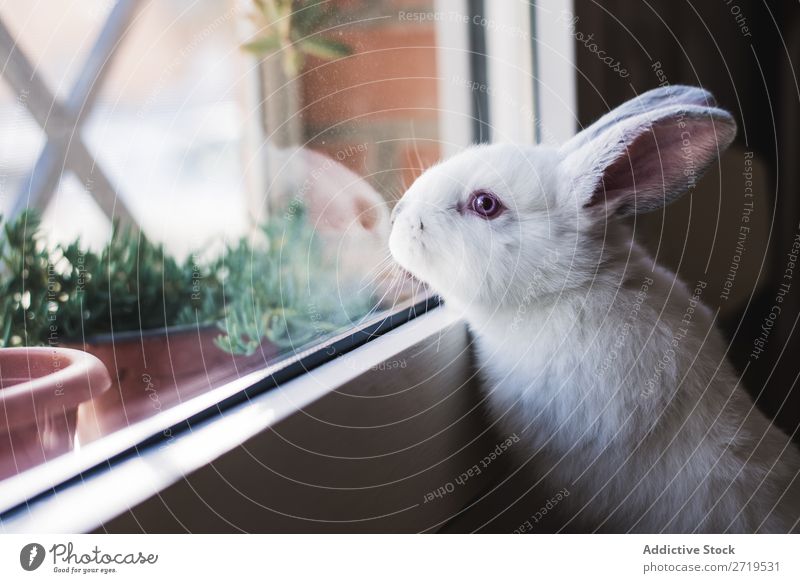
[1,306,486,533]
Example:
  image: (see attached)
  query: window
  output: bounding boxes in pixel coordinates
[0,0,499,507]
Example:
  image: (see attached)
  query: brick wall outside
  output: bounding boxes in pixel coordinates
[299,0,441,200]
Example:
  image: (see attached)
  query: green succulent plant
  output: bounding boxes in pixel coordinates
[0,210,219,348]
[0,207,374,356]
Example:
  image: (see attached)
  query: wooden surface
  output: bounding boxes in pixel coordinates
[98,320,506,533]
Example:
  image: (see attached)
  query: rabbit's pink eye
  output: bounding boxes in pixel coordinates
[468,191,504,219]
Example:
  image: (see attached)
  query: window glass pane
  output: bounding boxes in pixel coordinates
[41,173,110,249]
[83,0,251,254]
[0,87,46,212]
[0,0,114,99]
[0,0,458,485]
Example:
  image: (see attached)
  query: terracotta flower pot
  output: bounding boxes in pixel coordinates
[0,347,111,480]
[70,326,277,443]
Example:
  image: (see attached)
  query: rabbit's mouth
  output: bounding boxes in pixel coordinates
[388,238,424,278]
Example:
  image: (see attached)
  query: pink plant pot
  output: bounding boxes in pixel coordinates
[0,347,111,480]
[71,326,276,443]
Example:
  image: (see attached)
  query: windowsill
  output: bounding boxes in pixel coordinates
[1,305,466,532]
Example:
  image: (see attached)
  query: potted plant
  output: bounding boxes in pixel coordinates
[0,346,111,479]
[0,208,374,442]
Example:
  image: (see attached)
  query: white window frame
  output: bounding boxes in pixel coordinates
[434,0,474,156]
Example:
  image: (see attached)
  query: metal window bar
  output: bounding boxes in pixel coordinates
[467,0,490,143]
[0,0,141,225]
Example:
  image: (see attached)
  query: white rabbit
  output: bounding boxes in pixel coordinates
[389,86,800,533]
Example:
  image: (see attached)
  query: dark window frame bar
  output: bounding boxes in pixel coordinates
[529,1,542,144]
[467,0,490,143]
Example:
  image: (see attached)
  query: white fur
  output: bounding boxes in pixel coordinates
[389,86,800,533]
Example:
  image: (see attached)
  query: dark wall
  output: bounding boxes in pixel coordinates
[572,0,800,437]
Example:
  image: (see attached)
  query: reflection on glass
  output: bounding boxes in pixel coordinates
[0,0,439,484]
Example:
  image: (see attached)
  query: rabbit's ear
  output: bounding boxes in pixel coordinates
[560,103,736,216]
[562,85,718,155]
